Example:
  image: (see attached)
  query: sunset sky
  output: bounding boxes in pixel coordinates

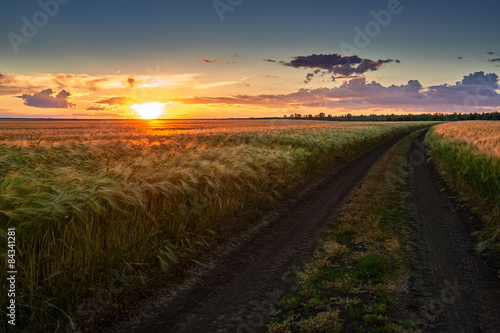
[1,0,499,119]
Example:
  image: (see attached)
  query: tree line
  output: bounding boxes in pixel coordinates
[283,111,500,122]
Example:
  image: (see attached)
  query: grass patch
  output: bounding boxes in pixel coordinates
[267,128,430,332]
[425,122,500,256]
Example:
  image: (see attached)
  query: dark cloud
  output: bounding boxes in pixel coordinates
[488,52,494,55]
[457,56,463,60]
[263,59,277,63]
[304,73,314,84]
[201,58,230,64]
[17,89,75,108]
[488,58,500,62]
[127,78,136,88]
[336,58,395,77]
[95,96,131,105]
[426,72,499,102]
[281,54,398,81]
[175,72,500,113]
[459,71,498,88]
[86,106,107,111]
[284,54,363,70]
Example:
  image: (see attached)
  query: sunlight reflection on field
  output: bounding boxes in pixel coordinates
[0,119,404,146]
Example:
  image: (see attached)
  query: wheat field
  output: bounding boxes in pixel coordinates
[0,119,430,331]
[426,121,500,203]
[431,121,500,157]
[426,121,500,254]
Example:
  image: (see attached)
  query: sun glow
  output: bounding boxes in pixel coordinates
[130,102,165,119]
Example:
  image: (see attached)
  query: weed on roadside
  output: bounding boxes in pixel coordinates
[267,129,428,333]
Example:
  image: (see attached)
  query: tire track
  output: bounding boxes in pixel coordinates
[112,132,413,333]
[403,133,500,333]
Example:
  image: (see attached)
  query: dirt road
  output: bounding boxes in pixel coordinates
[401,133,500,332]
[111,133,412,333]
[111,131,500,333]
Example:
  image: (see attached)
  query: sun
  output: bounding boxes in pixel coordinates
[130,102,165,119]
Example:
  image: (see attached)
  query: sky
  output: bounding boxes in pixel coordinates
[1,0,499,119]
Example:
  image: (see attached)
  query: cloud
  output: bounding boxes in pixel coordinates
[95,96,131,105]
[86,106,107,111]
[94,95,166,105]
[175,72,500,113]
[17,89,75,108]
[457,56,463,60]
[488,58,500,62]
[458,71,498,88]
[304,73,314,84]
[194,81,238,89]
[72,112,119,118]
[284,54,362,70]
[0,74,35,95]
[281,54,398,81]
[0,108,16,115]
[488,51,494,55]
[0,72,195,96]
[425,72,499,104]
[263,59,277,63]
[200,59,230,64]
[127,77,136,88]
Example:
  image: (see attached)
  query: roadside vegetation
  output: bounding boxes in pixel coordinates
[426,121,500,256]
[267,129,427,333]
[0,120,431,332]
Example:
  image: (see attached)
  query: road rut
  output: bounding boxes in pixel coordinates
[112,132,412,333]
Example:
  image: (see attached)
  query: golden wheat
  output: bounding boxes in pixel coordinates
[431,120,500,157]
[0,119,431,331]
[426,120,500,255]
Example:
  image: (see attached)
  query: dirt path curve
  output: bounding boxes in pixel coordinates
[402,133,500,332]
[111,132,412,333]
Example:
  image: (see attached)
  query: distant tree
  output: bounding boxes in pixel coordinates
[279,110,498,122]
